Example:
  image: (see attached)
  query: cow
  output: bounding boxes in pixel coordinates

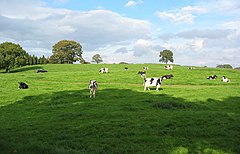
[188,67,195,69]
[99,68,108,73]
[207,75,217,80]
[161,74,174,80]
[143,67,148,71]
[18,82,28,89]
[221,76,230,82]
[89,80,98,98]
[144,77,162,91]
[137,71,146,78]
[164,65,173,70]
[36,69,48,73]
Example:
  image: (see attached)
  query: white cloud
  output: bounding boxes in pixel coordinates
[0,0,151,55]
[125,0,143,7]
[155,5,207,24]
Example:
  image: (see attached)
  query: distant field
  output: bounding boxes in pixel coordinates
[0,64,240,153]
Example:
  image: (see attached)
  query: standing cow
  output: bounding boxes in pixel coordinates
[144,77,162,91]
[164,65,173,70]
[89,80,98,98]
[99,68,108,73]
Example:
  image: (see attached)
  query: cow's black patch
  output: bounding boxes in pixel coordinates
[150,78,154,84]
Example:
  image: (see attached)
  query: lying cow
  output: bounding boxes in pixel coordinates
[137,71,146,78]
[207,75,217,80]
[221,76,230,82]
[143,67,148,71]
[18,82,28,89]
[99,68,108,73]
[164,65,173,70]
[36,69,48,73]
[161,74,174,80]
[89,80,98,98]
[144,77,162,91]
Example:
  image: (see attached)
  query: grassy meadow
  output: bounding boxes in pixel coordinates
[0,64,240,153]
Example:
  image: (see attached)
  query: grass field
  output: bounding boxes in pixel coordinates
[0,64,240,153]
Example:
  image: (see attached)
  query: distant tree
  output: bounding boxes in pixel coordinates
[0,42,28,72]
[50,40,83,64]
[119,62,128,64]
[92,54,103,64]
[159,49,174,64]
[216,64,233,69]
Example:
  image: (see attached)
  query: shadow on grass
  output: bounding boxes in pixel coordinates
[0,88,239,153]
[6,66,43,73]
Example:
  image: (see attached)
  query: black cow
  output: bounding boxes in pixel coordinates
[18,82,28,89]
[36,69,48,73]
[207,75,217,80]
[161,74,174,80]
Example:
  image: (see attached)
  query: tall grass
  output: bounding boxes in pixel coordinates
[0,64,240,153]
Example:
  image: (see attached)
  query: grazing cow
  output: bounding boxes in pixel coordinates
[36,69,48,73]
[89,80,98,98]
[137,71,146,78]
[188,67,195,69]
[144,77,162,91]
[99,68,108,73]
[207,75,217,80]
[18,82,28,89]
[164,65,173,70]
[161,74,174,80]
[143,67,148,71]
[221,76,230,82]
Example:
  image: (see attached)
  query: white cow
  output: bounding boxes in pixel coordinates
[99,68,108,73]
[164,65,173,70]
[144,77,162,91]
[221,76,230,82]
[89,80,98,98]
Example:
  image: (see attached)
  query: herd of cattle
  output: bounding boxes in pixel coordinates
[18,65,231,98]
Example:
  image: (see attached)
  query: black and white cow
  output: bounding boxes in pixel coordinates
[164,65,173,70]
[207,75,218,80]
[188,67,195,69]
[143,66,148,71]
[144,77,162,91]
[161,74,174,80]
[36,69,48,73]
[18,82,28,89]
[99,68,108,73]
[89,80,98,98]
[137,71,146,78]
[221,76,230,82]
[207,75,217,80]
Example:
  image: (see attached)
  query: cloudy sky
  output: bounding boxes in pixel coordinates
[0,0,239,67]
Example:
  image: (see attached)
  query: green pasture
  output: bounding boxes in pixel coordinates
[0,64,240,153]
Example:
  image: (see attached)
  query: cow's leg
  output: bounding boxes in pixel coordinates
[156,85,160,91]
[93,89,96,98]
[144,85,147,91]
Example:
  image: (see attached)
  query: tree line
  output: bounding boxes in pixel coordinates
[0,39,175,72]
[0,42,48,72]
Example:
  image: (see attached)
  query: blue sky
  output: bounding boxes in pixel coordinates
[0,0,239,67]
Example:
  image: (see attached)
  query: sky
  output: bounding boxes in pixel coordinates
[0,0,239,67]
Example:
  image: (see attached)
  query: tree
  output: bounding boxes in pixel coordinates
[159,49,174,64]
[216,64,233,69]
[0,42,27,72]
[50,40,83,64]
[92,54,103,64]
